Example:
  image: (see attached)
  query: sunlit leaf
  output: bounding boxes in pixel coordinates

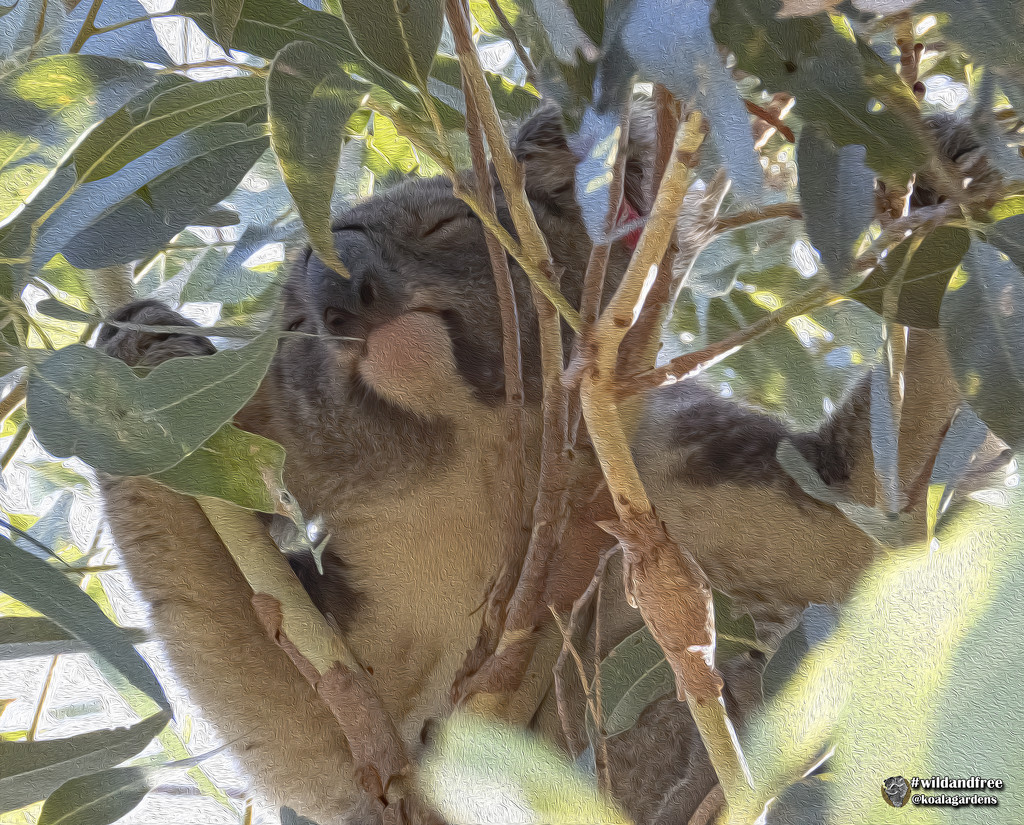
[26,331,277,476]
[151,424,287,512]
[0,712,168,813]
[73,75,267,182]
[0,536,168,711]
[0,55,153,225]
[422,713,630,825]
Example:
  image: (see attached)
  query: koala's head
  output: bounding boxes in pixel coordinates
[274,106,649,427]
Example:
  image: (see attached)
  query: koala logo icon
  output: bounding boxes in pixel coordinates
[882,776,911,807]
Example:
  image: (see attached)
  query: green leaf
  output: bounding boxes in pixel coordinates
[0,55,154,224]
[421,713,630,825]
[340,0,443,86]
[36,298,97,324]
[849,226,970,329]
[0,536,168,711]
[38,765,152,825]
[151,424,287,512]
[430,55,539,118]
[733,488,1024,824]
[268,40,366,278]
[797,127,874,282]
[0,616,147,661]
[942,240,1024,448]
[0,713,168,813]
[73,75,267,182]
[210,0,246,50]
[26,331,278,476]
[985,214,1024,275]
[712,0,927,180]
[598,626,675,738]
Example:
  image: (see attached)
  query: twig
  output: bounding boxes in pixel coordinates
[0,378,26,423]
[713,202,802,234]
[445,0,581,331]
[549,606,599,752]
[743,99,795,143]
[484,0,540,89]
[27,655,58,741]
[616,88,689,388]
[455,42,532,680]
[551,545,618,757]
[67,0,103,52]
[198,498,412,814]
[446,0,573,707]
[618,284,832,397]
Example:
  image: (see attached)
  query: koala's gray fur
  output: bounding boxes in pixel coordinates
[97,107,977,825]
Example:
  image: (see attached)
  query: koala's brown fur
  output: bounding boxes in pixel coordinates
[97,108,976,825]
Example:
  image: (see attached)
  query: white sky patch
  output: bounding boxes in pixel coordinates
[242,241,286,268]
[792,239,820,278]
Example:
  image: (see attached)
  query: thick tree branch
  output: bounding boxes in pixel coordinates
[198,499,411,815]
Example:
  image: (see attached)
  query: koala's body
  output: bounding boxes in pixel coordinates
[97,109,971,824]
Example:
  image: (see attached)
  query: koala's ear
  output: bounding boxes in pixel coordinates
[512,103,578,207]
[512,102,656,214]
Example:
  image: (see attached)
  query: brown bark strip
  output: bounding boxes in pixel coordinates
[743,99,795,143]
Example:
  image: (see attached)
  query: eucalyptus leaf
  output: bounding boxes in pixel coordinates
[941,240,1024,448]
[268,40,365,278]
[712,0,927,181]
[33,121,267,270]
[211,0,247,51]
[598,625,675,738]
[38,764,152,825]
[36,298,97,324]
[796,128,874,282]
[0,55,154,225]
[27,331,277,476]
[985,214,1024,274]
[0,712,168,813]
[60,129,269,269]
[0,535,168,710]
[340,0,444,87]
[422,713,630,825]
[849,226,970,328]
[151,424,287,512]
[73,75,268,182]
[618,0,762,200]
[0,616,147,661]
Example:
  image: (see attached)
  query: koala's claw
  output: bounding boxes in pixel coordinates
[98,300,216,367]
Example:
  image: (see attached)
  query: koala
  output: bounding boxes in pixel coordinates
[96,107,986,825]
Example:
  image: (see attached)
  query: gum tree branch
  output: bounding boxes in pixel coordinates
[580,112,755,809]
[444,0,580,331]
[198,499,412,816]
[484,0,540,89]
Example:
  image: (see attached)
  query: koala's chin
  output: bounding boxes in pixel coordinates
[354,310,483,420]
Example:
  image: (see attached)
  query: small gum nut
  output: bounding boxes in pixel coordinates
[359,311,475,416]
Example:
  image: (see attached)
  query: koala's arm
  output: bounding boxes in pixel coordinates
[98,303,363,825]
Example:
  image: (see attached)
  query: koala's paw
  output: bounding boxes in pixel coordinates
[98,300,216,367]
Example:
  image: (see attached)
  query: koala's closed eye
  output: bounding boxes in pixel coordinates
[422,212,475,238]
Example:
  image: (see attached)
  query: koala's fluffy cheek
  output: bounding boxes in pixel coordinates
[358,311,478,418]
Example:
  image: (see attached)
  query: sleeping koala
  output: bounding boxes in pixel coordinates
[96,106,975,824]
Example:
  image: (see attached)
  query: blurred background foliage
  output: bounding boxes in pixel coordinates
[0,0,1022,823]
